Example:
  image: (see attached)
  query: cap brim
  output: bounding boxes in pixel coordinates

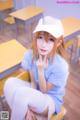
[33,25,64,38]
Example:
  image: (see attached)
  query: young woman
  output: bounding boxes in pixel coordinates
[4,16,69,120]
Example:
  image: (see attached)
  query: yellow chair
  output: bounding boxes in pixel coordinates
[64,40,73,49]
[4,16,15,24]
[50,106,66,120]
[17,70,66,120]
[3,16,17,38]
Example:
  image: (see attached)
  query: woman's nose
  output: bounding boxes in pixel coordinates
[42,39,47,46]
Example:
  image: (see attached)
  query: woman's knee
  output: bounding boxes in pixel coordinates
[4,77,17,94]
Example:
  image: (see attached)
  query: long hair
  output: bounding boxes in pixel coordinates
[32,31,68,62]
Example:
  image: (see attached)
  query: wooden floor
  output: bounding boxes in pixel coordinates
[0,16,80,120]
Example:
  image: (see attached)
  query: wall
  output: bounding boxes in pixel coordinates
[13,0,35,10]
[13,0,80,18]
[36,0,80,19]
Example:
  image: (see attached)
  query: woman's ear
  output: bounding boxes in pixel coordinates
[57,40,62,47]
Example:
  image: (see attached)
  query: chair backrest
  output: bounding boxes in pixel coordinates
[17,70,30,82]
[4,16,15,24]
[50,106,66,120]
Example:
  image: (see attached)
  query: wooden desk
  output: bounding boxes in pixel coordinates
[0,0,13,11]
[9,6,43,41]
[0,40,26,79]
[10,6,43,21]
[61,17,80,40]
[62,17,80,63]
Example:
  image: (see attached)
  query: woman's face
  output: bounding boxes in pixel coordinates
[37,32,55,56]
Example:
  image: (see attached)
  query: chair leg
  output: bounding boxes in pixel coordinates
[61,118,64,120]
[61,116,65,120]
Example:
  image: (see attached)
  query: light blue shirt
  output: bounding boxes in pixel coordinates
[21,49,69,113]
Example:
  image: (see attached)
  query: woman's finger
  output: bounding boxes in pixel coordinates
[25,109,32,120]
[31,113,37,120]
[44,55,47,63]
[39,54,42,62]
[28,105,37,112]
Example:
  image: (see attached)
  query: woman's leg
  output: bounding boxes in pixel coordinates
[4,77,55,120]
[4,77,30,109]
[10,86,55,120]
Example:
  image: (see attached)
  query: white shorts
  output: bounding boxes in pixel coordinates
[4,77,55,120]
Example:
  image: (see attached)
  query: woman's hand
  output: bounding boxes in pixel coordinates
[28,105,37,113]
[36,55,48,69]
[36,54,54,93]
[25,107,37,120]
[36,55,48,93]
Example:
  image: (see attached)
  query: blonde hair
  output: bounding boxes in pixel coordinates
[32,32,68,62]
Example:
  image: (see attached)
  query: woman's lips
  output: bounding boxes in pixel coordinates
[40,49,47,52]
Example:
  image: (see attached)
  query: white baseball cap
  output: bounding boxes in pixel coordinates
[33,16,64,38]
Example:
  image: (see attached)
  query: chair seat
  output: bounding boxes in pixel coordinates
[50,106,66,120]
[4,16,15,24]
[65,40,73,48]
[17,70,30,81]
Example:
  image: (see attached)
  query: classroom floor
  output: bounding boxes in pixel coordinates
[0,15,80,120]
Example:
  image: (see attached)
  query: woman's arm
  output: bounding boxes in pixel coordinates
[38,67,54,93]
[37,55,55,93]
[21,50,37,89]
[29,70,37,89]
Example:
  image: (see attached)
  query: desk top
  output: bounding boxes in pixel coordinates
[62,17,80,37]
[0,0,13,11]
[10,6,43,21]
[0,40,26,73]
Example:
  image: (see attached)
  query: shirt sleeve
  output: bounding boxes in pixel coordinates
[47,64,69,87]
[21,49,33,71]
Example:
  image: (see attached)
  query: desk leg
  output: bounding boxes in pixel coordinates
[25,21,32,42]
[70,37,80,63]
[14,18,20,40]
[15,19,27,42]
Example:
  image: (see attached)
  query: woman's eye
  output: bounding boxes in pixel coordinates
[38,36,43,39]
[49,38,54,42]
